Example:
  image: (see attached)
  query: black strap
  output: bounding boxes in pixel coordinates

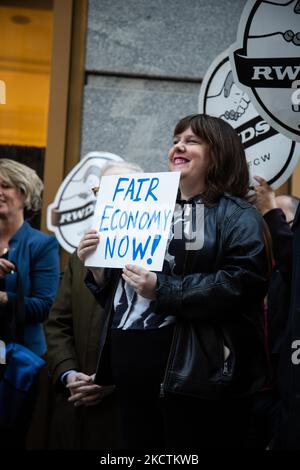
[7,266,25,345]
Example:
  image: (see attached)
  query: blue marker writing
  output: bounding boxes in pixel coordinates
[147,235,162,265]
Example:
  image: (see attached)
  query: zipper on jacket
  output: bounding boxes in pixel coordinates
[222,343,233,377]
[160,203,191,398]
[222,360,229,376]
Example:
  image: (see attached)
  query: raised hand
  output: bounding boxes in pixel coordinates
[77,229,100,263]
[253,175,277,216]
[77,229,104,285]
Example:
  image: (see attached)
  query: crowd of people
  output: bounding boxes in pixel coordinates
[0,113,299,451]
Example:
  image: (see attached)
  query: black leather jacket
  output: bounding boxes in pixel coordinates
[86,194,270,399]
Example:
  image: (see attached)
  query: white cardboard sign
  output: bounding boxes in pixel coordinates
[85,172,180,271]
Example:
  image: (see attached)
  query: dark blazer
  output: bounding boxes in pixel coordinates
[276,204,300,449]
[263,209,293,357]
[264,208,293,285]
[5,221,60,355]
[45,253,120,450]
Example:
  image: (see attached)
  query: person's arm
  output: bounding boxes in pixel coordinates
[66,372,115,407]
[78,229,114,308]
[45,255,79,385]
[60,369,77,385]
[253,175,293,284]
[84,268,115,308]
[253,175,277,216]
[6,236,60,323]
[263,208,293,284]
[152,207,269,321]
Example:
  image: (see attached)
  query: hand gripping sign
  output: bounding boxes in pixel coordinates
[85,172,180,271]
[47,152,123,253]
[229,0,300,142]
[199,49,300,189]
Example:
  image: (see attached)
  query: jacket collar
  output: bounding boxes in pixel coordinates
[176,190,203,205]
[8,221,30,246]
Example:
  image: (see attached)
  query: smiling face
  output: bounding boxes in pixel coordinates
[168,126,210,199]
[0,178,25,221]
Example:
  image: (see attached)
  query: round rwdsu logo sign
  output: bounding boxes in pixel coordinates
[229,0,300,142]
[199,50,300,189]
[47,152,123,253]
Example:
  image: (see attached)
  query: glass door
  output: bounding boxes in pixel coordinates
[0,0,53,227]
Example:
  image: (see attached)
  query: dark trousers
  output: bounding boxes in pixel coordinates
[110,327,252,451]
[115,390,252,451]
[245,390,280,449]
[0,377,38,450]
[163,394,252,451]
[110,326,173,451]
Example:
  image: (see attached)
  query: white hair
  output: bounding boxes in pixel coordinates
[101,160,143,175]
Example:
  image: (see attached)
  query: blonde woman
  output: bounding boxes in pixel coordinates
[0,159,60,449]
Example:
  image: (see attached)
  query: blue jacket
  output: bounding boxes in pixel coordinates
[5,221,60,355]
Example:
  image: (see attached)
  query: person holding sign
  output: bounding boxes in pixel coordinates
[78,114,270,450]
[45,160,142,450]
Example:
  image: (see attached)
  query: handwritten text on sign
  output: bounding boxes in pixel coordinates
[85,172,180,271]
